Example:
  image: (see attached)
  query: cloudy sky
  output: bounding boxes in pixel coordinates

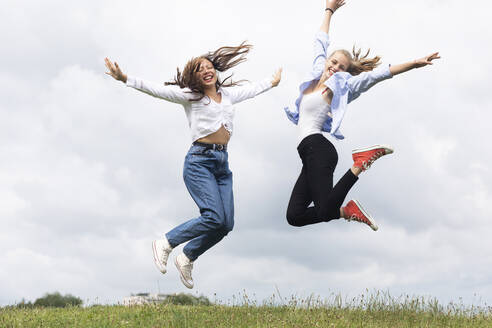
[1,0,491,306]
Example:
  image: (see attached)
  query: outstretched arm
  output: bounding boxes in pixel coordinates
[389,52,441,76]
[345,52,441,101]
[227,68,282,105]
[320,0,346,33]
[104,57,190,104]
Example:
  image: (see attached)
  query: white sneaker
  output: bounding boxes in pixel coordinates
[174,253,194,289]
[152,237,172,274]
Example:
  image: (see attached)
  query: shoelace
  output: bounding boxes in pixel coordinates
[160,247,170,264]
[181,262,193,280]
[362,150,385,170]
[348,214,369,225]
[157,241,172,261]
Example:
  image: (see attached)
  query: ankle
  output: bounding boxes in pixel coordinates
[340,207,345,219]
[351,166,362,176]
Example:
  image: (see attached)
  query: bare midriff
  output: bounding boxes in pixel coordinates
[196,125,230,145]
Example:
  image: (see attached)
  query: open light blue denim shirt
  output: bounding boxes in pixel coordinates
[284,31,393,140]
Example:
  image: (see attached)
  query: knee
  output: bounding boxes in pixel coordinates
[286,211,303,227]
[202,209,226,229]
[222,219,234,234]
[214,221,233,240]
[202,209,234,232]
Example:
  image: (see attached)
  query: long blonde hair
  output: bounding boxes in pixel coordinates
[331,47,381,75]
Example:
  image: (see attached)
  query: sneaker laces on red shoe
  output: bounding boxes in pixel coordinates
[361,149,386,170]
[343,200,378,231]
[352,145,393,171]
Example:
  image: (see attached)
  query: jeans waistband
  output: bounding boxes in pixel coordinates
[192,141,227,151]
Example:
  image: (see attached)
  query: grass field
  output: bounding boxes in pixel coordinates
[1,292,491,328]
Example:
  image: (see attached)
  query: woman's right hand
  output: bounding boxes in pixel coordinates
[326,0,346,13]
[104,57,128,83]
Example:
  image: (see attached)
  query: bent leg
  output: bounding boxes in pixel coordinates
[286,134,359,226]
[307,139,359,221]
[286,134,336,226]
[166,150,227,259]
[182,156,234,260]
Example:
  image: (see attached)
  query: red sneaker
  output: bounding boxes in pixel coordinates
[352,145,393,171]
[343,200,378,231]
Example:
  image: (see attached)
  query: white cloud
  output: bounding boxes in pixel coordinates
[1,0,492,307]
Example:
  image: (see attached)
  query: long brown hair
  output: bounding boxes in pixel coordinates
[331,47,381,75]
[166,42,252,100]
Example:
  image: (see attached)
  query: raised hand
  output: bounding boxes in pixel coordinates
[326,0,346,13]
[413,52,441,68]
[104,57,127,83]
[321,0,346,33]
[271,68,283,87]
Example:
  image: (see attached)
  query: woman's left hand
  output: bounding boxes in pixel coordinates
[414,52,441,68]
[271,68,282,87]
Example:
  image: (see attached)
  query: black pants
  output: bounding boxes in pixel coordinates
[286,134,358,226]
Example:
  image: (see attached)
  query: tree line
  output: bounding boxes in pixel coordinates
[8,292,211,308]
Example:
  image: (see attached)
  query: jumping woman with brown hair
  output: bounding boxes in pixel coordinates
[284,0,439,230]
[105,44,281,289]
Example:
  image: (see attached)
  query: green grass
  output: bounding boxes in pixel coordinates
[2,292,491,328]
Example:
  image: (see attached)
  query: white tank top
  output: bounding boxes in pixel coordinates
[297,91,332,143]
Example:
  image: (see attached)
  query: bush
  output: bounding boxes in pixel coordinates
[164,293,211,306]
[33,292,83,308]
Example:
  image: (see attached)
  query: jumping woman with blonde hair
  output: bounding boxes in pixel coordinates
[284,0,439,230]
[105,44,281,289]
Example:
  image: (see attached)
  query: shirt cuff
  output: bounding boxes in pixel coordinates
[315,31,330,43]
[379,64,393,79]
[126,75,138,88]
[263,77,275,90]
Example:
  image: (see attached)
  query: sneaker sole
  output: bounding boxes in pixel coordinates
[353,199,379,231]
[352,144,394,155]
[174,257,194,289]
[152,240,167,274]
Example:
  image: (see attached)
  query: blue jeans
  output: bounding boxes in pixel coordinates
[165,144,234,261]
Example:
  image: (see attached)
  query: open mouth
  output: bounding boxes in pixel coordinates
[203,73,214,83]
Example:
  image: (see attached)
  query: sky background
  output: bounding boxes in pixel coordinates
[1,0,491,306]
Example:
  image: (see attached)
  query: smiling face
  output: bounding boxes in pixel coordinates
[196,58,217,88]
[324,51,351,78]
